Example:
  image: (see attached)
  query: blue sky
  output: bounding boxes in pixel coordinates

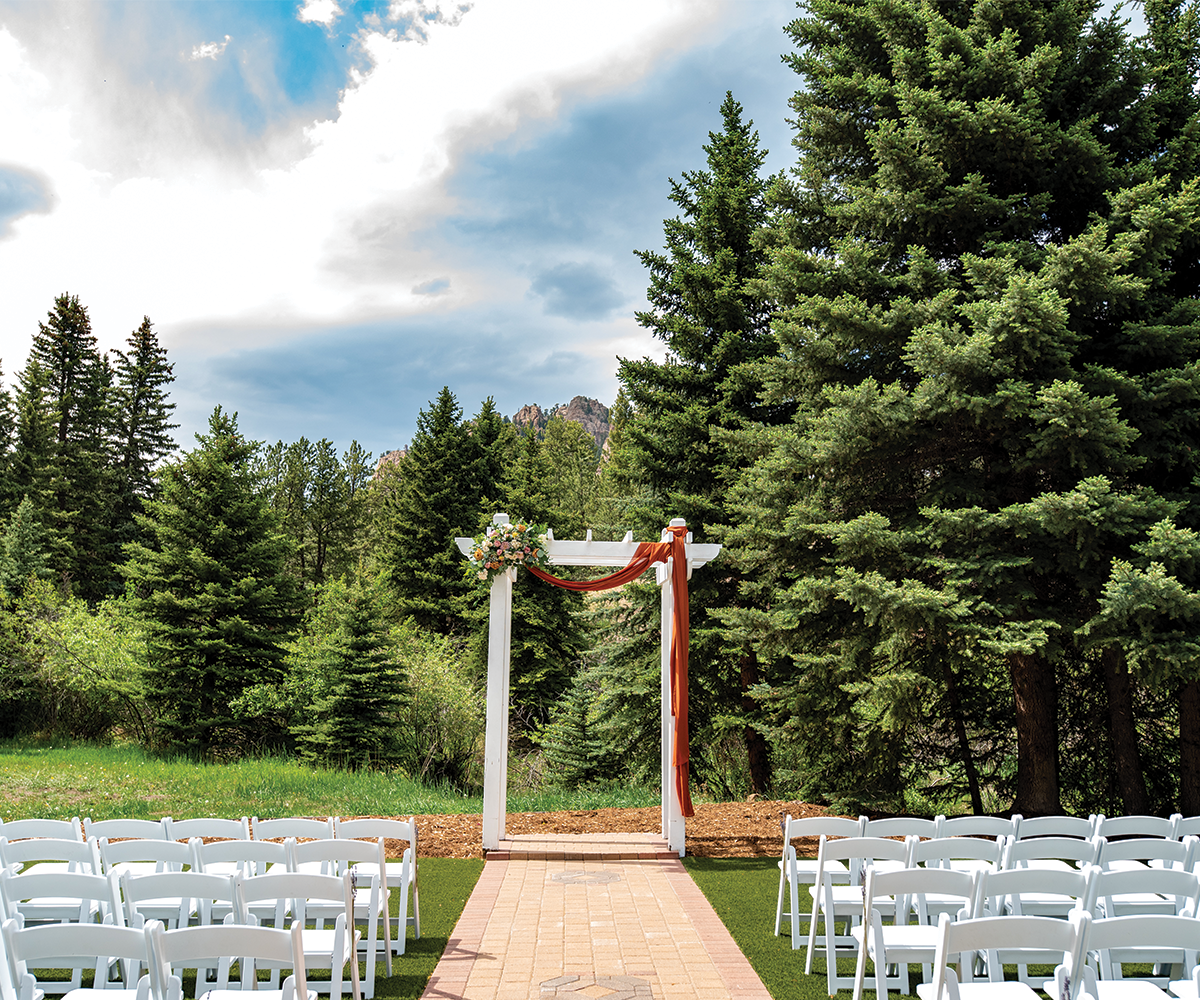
[0,0,798,460]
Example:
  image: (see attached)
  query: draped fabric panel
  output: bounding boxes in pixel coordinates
[526,525,693,817]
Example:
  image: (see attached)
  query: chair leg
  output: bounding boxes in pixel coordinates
[775,866,786,937]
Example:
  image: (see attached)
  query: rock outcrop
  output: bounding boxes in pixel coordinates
[511,396,611,454]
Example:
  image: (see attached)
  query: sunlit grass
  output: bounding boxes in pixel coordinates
[0,742,658,821]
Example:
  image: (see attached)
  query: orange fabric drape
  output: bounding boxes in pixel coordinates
[526,525,693,818]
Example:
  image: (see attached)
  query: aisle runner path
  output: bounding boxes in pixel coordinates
[422,833,771,1000]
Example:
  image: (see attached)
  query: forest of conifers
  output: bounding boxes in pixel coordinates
[1,0,1199,820]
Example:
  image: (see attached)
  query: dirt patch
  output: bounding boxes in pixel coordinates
[349,800,837,860]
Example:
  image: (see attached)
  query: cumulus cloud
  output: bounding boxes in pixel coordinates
[384,1,473,43]
[0,1,730,363]
[297,0,343,27]
[529,262,624,320]
[189,34,230,60]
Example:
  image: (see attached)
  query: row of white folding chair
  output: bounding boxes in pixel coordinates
[918,910,1089,1000]
[920,911,1200,1000]
[806,852,1200,999]
[0,816,420,959]
[844,863,1093,1000]
[118,868,365,1000]
[1,914,313,1000]
[0,865,370,1000]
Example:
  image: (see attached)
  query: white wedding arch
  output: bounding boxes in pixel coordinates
[456,514,721,855]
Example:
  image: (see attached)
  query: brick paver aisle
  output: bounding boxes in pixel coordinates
[422,833,771,1000]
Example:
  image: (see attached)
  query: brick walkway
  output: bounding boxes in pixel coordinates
[421,832,772,1000]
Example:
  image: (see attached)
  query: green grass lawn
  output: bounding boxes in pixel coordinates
[684,855,924,1000]
[374,856,483,999]
[0,742,658,821]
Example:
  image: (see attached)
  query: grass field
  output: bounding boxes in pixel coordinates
[0,742,659,821]
[684,855,927,1000]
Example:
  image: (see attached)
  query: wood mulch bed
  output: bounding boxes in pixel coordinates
[357,799,836,860]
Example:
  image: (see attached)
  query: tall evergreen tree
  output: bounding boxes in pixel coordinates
[24,294,118,599]
[378,389,493,633]
[122,407,302,758]
[110,316,178,548]
[604,92,780,792]
[729,0,1200,814]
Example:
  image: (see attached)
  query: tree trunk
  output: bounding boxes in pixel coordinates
[942,659,984,815]
[1009,650,1060,815]
[1100,646,1149,815]
[740,650,772,795]
[1180,680,1200,815]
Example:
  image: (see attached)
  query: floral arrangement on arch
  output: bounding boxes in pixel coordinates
[469,519,551,583]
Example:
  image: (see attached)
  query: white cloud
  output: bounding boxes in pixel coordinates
[297,0,343,28]
[385,1,473,43]
[0,1,729,365]
[189,34,230,61]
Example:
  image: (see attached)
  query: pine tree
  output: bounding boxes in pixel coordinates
[730,0,1200,814]
[110,317,178,549]
[24,294,119,599]
[122,407,302,758]
[378,389,495,633]
[293,577,406,768]
[0,497,52,600]
[605,92,780,793]
[489,430,584,727]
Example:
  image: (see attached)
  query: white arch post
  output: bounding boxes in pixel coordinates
[456,513,721,856]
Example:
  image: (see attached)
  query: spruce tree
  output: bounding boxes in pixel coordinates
[110,316,178,548]
[730,0,1200,814]
[122,407,302,758]
[490,430,584,727]
[605,92,780,792]
[378,389,497,633]
[23,294,119,600]
[0,497,52,600]
[293,577,406,768]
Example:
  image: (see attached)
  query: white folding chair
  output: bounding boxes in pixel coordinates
[853,866,981,1000]
[1097,837,1197,876]
[99,841,191,880]
[251,820,335,845]
[976,866,1097,987]
[864,817,940,840]
[1,916,151,1000]
[1015,816,1097,842]
[235,872,360,1000]
[189,839,287,879]
[332,818,420,952]
[119,871,240,932]
[916,911,1087,1000]
[0,870,121,941]
[145,920,315,1000]
[161,820,249,846]
[1004,835,1104,873]
[1093,815,1181,843]
[913,837,1007,876]
[804,835,915,993]
[288,840,391,996]
[0,820,83,843]
[0,839,102,884]
[774,814,863,946]
[1070,915,1200,1000]
[934,816,1020,841]
[83,822,169,846]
